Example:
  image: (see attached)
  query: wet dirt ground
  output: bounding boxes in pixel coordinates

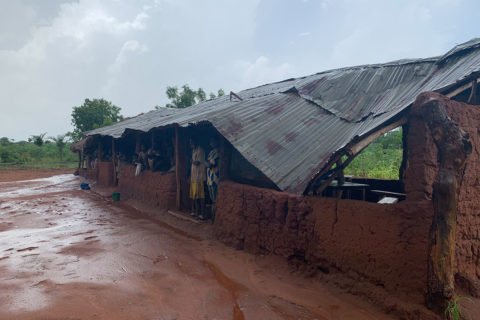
[0,168,73,183]
[0,172,398,320]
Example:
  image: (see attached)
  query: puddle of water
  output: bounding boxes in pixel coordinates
[0,175,79,200]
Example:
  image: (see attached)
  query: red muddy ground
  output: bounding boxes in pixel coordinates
[0,168,73,183]
[0,171,398,320]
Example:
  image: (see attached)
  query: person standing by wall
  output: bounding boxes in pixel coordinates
[189,138,206,219]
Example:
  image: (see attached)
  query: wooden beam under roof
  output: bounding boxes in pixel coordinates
[445,77,480,98]
[346,117,407,156]
[306,116,407,195]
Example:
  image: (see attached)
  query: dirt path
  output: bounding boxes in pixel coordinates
[0,172,397,320]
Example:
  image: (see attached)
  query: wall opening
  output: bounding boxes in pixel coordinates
[321,127,405,203]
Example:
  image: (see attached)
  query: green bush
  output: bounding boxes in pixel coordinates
[344,129,403,180]
[0,140,77,167]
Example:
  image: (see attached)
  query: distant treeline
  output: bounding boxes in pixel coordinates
[344,129,403,180]
[0,139,76,167]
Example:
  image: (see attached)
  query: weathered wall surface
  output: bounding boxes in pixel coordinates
[97,161,114,187]
[405,94,480,293]
[85,167,98,181]
[118,165,176,209]
[214,181,432,302]
[446,102,480,287]
[403,116,438,201]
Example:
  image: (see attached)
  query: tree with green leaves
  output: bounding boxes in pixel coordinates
[29,133,47,147]
[49,134,69,161]
[157,85,225,109]
[71,98,123,141]
[210,89,225,99]
[0,137,12,145]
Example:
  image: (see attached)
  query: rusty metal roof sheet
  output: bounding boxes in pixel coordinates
[87,38,480,194]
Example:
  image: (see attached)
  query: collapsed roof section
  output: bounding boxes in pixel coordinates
[87,38,480,194]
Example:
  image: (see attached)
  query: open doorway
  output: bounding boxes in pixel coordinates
[319,127,406,203]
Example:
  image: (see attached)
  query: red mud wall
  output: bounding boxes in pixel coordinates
[214,181,432,302]
[405,94,480,288]
[84,167,97,181]
[118,165,176,209]
[448,103,480,286]
[97,161,114,187]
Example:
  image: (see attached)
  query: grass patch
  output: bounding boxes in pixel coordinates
[0,162,77,169]
[0,140,77,169]
[344,129,402,180]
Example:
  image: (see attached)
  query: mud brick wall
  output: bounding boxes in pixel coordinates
[118,165,176,209]
[85,167,98,181]
[309,197,432,302]
[97,161,114,187]
[405,94,480,290]
[448,103,480,287]
[78,168,87,178]
[214,181,432,302]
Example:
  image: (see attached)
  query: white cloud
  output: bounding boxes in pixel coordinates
[322,1,455,69]
[109,40,148,73]
[103,40,149,95]
[298,32,311,37]
[320,0,332,8]
[233,56,295,89]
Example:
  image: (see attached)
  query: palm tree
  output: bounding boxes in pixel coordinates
[30,133,47,147]
[49,134,68,161]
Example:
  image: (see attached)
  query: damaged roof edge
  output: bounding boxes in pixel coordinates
[303,110,409,195]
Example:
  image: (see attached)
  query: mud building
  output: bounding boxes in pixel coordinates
[72,38,480,317]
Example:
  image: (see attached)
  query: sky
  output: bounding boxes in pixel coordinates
[0,0,479,141]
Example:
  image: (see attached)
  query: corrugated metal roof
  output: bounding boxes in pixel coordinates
[87,38,480,194]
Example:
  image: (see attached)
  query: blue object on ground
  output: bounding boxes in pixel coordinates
[80,183,90,190]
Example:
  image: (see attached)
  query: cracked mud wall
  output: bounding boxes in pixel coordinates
[214,181,432,303]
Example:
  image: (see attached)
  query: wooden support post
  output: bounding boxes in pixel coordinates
[314,153,357,196]
[112,137,117,186]
[306,116,406,195]
[77,152,82,169]
[336,159,345,199]
[135,133,141,153]
[337,159,345,185]
[306,152,345,195]
[219,137,230,181]
[97,138,103,161]
[467,79,477,104]
[411,93,472,315]
[175,127,188,211]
